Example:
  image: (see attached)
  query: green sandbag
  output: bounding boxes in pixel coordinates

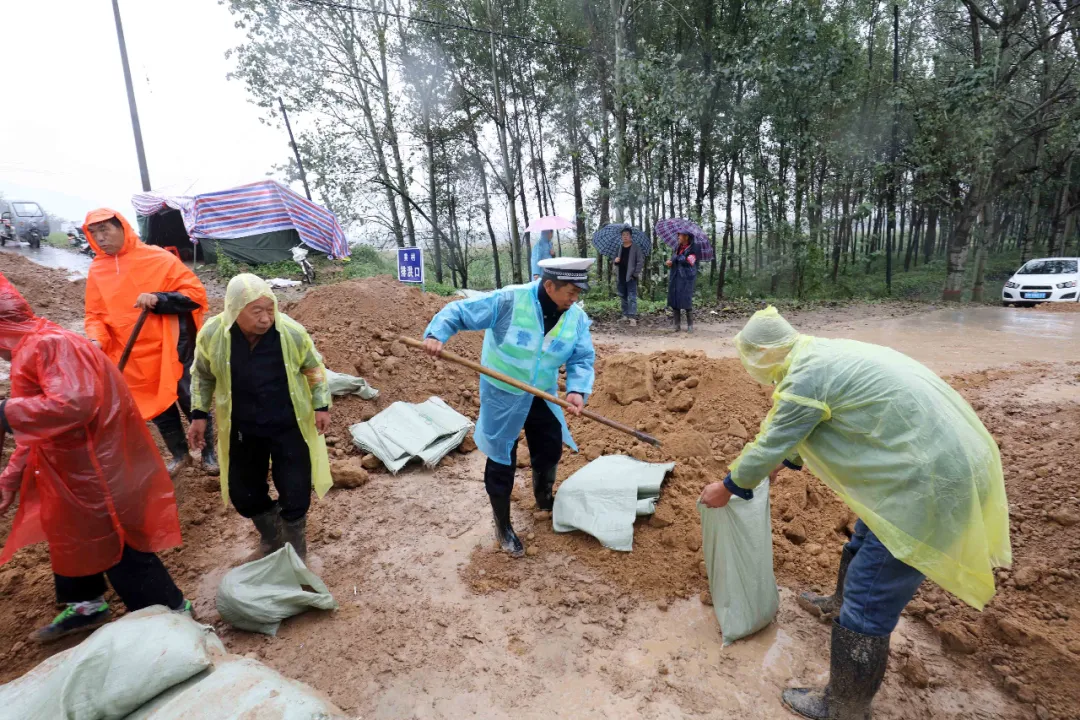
[698,478,779,646]
[325,369,379,400]
[216,545,338,636]
[552,455,675,551]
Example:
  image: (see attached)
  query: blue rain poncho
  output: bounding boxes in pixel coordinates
[728,307,1012,610]
[423,282,595,465]
[530,231,555,279]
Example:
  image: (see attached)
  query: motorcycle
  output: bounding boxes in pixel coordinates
[68,230,95,257]
[292,245,316,285]
[26,227,41,249]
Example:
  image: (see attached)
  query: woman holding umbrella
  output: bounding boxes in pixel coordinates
[656,219,713,333]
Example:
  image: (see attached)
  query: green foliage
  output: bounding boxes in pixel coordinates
[215,254,242,281]
[45,232,70,249]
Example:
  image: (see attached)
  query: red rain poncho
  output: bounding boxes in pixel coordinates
[83,209,207,420]
[0,273,181,577]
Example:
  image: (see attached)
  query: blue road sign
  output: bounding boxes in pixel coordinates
[397,248,424,284]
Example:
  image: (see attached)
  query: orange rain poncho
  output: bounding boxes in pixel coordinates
[83,209,208,420]
[0,273,181,577]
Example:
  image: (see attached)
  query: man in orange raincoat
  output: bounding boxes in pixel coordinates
[83,209,215,477]
[0,273,190,643]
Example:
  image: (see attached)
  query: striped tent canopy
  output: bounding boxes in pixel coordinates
[131,192,196,230]
[189,180,349,259]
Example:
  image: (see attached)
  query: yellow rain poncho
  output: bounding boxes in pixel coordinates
[729,307,1011,609]
[191,274,332,506]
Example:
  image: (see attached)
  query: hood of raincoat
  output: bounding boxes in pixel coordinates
[83,208,140,257]
[0,273,39,353]
[0,272,181,577]
[82,209,209,421]
[733,306,801,385]
[224,273,278,329]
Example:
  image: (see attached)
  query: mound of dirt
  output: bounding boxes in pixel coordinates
[1033,302,1080,313]
[920,363,1080,718]
[0,253,86,326]
[465,349,852,604]
[284,277,484,443]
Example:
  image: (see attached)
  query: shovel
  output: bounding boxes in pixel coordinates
[118,308,150,373]
[398,335,661,447]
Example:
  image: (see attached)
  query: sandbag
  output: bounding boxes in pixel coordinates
[552,455,675,551]
[698,478,779,646]
[325,368,379,399]
[216,545,338,636]
[0,607,213,720]
[349,397,473,473]
[123,656,348,720]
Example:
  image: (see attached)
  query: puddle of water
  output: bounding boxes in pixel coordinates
[0,242,92,279]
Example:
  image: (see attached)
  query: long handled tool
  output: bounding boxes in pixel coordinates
[398,335,661,447]
[118,308,150,373]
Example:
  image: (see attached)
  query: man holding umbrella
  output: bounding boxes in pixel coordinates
[613,226,645,326]
[421,258,596,558]
[656,219,714,334]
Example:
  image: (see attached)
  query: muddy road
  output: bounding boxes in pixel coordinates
[0,253,1077,719]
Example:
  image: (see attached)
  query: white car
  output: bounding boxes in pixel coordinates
[1002,257,1080,305]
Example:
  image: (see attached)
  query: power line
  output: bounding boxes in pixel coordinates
[289,0,595,54]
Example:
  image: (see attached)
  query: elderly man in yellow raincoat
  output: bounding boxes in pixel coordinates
[700,306,1011,720]
[186,274,332,560]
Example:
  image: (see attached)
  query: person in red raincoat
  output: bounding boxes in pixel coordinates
[0,273,190,643]
[83,208,215,477]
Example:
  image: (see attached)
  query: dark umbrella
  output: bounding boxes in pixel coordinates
[655,218,714,261]
[591,223,651,258]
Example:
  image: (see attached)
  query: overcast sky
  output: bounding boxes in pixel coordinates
[0,0,292,226]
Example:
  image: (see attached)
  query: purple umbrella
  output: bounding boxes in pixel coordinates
[655,218,714,261]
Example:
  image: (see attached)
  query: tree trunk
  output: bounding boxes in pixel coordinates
[487,10,522,284]
[923,206,938,265]
[376,16,416,247]
[463,98,500,289]
[943,192,982,302]
[718,154,736,300]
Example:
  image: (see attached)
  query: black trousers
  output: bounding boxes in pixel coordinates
[53,545,183,611]
[151,362,214,452]
[228,424,312,522]
[483,397,563,498]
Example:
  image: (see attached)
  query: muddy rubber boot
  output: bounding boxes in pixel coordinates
[160,425,191,479]
[798,547,853,622]
[532,466,557,511]
[685,311,694,333]
[282,516,308,561]
[781,621,890,720]
[201,445,220,476]
[672,309,682,332]
[249,508,283,561]
[490,494,525,558]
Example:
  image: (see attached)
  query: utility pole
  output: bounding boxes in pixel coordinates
[112,0,150,191]
[885,3,900,293]
[278,97,312,201]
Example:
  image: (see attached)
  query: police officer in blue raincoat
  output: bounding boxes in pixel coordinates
[422,258,596,557]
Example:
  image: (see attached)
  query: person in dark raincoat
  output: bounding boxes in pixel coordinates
[666,232,698,332]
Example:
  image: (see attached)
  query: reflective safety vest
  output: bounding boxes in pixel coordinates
[481,284,583,396]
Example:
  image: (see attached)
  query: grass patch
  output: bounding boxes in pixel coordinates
[45,232,70,249]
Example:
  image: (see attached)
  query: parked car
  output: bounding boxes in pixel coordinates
[1,200,48,249]
[1002,257,1080,305]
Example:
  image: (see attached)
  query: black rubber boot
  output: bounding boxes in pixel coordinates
[672,309,682,332]
[781,621,890,720]
[489,494,524,558]
[159,425,191,479]
[201,445,220,476]
[798,547,854,622]
[282,516,308,560]
[532,466,557,511]
[251,507,283,560]
[685,311,694,333]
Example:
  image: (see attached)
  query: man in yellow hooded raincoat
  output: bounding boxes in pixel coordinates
[700,306,1011,720]
[186,274,332,560]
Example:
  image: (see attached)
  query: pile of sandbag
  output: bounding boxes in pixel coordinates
[0,606,347,720]
[349,396,472,473]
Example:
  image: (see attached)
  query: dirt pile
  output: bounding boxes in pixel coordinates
[916,363,1080,719]
[466,349,853,603]
[284,277,484,444]
[1033,302,1080,313]
[0,253,85,325]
